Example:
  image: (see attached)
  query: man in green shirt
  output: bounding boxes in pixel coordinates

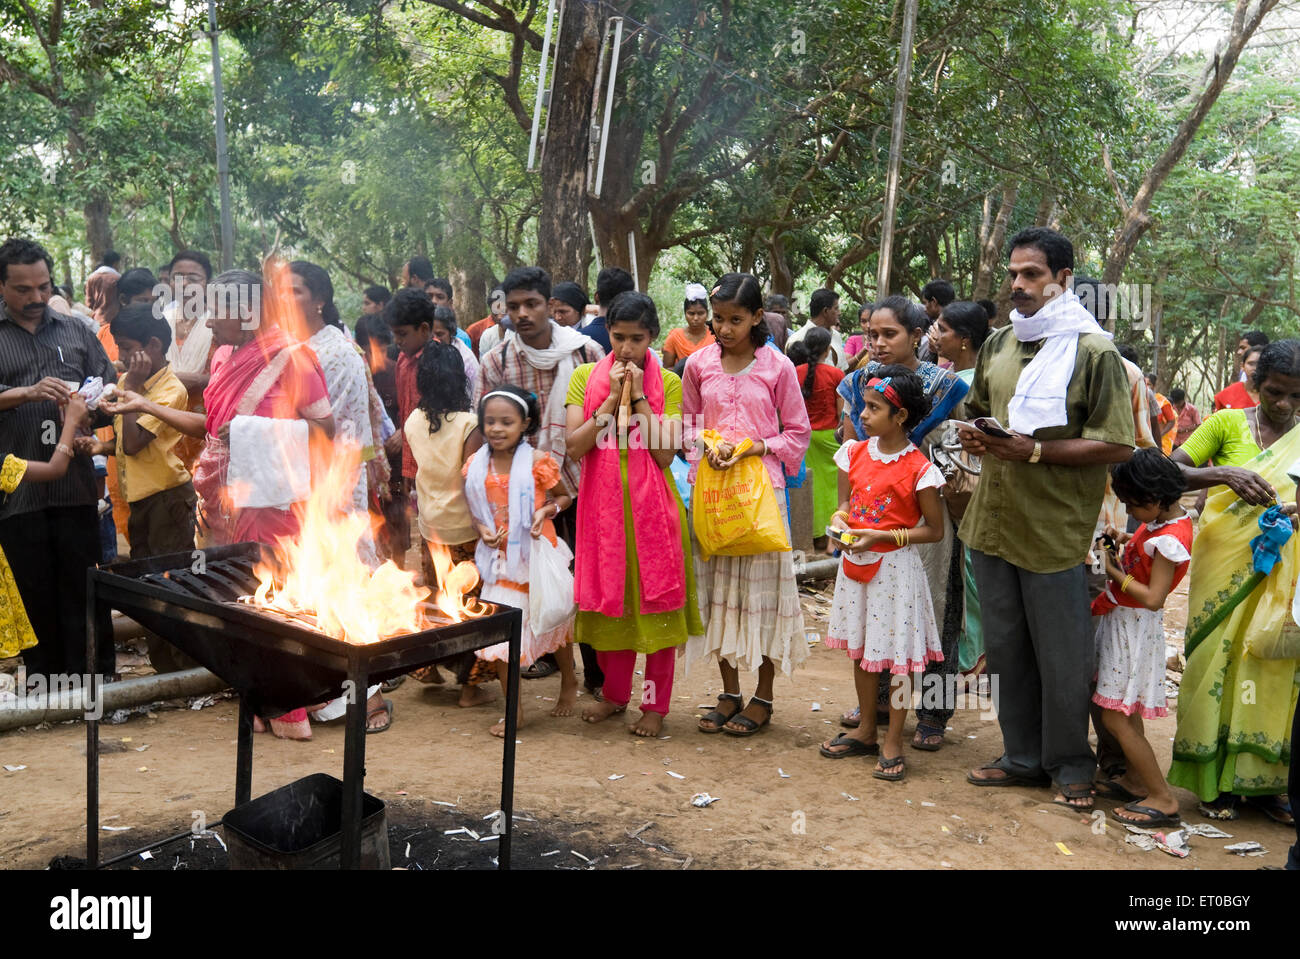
[957,227,1134,810]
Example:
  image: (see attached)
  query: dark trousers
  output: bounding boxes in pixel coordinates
[127,482,197,558]
[877,520,964,726]
[971,549,1096,786]
[0,505,114,678]
[549,501,602,688]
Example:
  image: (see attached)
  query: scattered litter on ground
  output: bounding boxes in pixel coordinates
[1225,841,1267,857]
[666,770,685,779]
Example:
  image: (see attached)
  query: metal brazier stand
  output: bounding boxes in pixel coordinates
[84,543,522,870]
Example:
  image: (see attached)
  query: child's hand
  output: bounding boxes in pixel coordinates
[607,361,628,397]
[122,351,151,391]
[846,529,883,553]
[71,435,101,456]
[384,430,403,457]
[63,390,89,429]
[476,522,505,549]
[530,502,558,538]
[99,389,144,416]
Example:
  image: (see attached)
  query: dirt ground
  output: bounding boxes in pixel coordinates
[0,572,1294,871]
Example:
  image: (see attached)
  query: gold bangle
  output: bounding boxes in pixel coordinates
[1120,574,1135,594]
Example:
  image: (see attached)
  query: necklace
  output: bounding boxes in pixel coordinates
[1247,406,1298,450]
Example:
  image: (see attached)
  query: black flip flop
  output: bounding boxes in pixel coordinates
[873,754,906,782]
[966,763,1051,788]
[819,733,880,759]
[1052,782,1095,810]
[1113,801,1181,827]
[1095,778,1141,803]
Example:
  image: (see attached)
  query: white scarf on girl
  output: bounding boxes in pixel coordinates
[463,438,535,586]
[1006,288,1110,435]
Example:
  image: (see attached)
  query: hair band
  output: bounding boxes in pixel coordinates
[481,390,530,416]
[865,376,902,408]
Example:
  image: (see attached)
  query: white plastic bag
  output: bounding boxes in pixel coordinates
[528,535,575,636]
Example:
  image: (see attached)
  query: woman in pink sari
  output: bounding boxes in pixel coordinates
[106,269,334,739]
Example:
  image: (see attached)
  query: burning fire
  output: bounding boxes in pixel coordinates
[243,438,484,643]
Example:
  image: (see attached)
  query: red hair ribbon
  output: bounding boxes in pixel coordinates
[866,376,902,408]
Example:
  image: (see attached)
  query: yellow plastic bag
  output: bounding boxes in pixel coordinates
[692,429,791,558]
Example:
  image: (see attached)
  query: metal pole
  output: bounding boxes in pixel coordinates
[593,17,624,199]
[207,0,235,271]
[498,609,522,870]
[875,0,919,297]
[526,0,559,171]
[627,231,639,289]
[85,570,102,868]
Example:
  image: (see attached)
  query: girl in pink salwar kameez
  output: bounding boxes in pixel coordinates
[682,273,811,738]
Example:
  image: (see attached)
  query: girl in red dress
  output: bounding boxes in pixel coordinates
[1092,449,1193,826]
[819,365,947,782]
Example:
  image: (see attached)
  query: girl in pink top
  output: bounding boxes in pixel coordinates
[682,273,811,737]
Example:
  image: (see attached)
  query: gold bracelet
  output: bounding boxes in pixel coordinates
[1120,574,1135,594]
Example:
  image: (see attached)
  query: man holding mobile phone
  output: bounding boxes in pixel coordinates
[956,228,1134,811]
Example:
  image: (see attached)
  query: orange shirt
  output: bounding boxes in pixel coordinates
[662,327,714,364]
[1155,392,1176,455]
[1213,381,1257,412]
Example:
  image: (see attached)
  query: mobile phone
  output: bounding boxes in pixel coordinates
[972,416,1013,439]
[826,526,861,548]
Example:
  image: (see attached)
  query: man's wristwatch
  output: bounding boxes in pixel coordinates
[1028,440,1043,464]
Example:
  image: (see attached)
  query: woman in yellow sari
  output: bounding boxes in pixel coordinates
[1171,340,1300,824]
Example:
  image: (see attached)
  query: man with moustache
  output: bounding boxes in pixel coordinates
[957,227,1134,811]
[0,238,118,681]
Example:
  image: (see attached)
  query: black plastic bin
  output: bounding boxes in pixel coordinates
[222,773,390,870]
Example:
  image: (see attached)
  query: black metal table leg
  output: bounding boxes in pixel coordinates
[85,570,102,868]
[235,694,254,807]
[499,611,521,870]
[339,662,369,870]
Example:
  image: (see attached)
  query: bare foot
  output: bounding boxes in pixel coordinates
[582,699,627,724]
[252,715,267,734]
[490,711,526,738]
[628,710,663,737]
[457,685,496,708]
[551,684,578,717]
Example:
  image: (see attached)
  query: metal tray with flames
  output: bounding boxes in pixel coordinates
[92,542,520,716]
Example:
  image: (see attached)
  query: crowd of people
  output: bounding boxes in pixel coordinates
[0,226,1295,867]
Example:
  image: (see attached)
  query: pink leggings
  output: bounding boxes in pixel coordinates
[597,648,675,715]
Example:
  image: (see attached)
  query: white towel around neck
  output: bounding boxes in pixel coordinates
[1006,289,1110,435]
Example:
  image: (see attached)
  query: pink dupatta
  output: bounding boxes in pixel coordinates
[574,352,685,617]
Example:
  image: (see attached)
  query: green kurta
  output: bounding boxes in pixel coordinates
[566,364,705,653]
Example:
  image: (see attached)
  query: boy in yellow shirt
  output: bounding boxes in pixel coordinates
[83,304,196,557]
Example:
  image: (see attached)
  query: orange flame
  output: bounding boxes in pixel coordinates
[424,542,486,622]
[244,439,486,643]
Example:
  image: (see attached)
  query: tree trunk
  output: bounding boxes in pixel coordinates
[1102,0,1278,286]
[766,231,795,297]
[443,190,492,325]
[973,181,1017,300]
[537,0,600,285]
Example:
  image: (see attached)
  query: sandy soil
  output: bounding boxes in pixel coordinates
[0,574,1293,871]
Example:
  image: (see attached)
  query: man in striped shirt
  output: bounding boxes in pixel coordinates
[0,238,118,680]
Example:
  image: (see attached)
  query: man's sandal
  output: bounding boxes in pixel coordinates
[698,693,743,734]
[819,733,879,759]
[722,696,773,737]
[873,754,906,782]
[966,763,1051,788]
[1052,782,1095,810]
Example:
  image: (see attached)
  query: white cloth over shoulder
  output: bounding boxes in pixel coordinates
[228,415,311,510]
[1006,288,1109,435]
